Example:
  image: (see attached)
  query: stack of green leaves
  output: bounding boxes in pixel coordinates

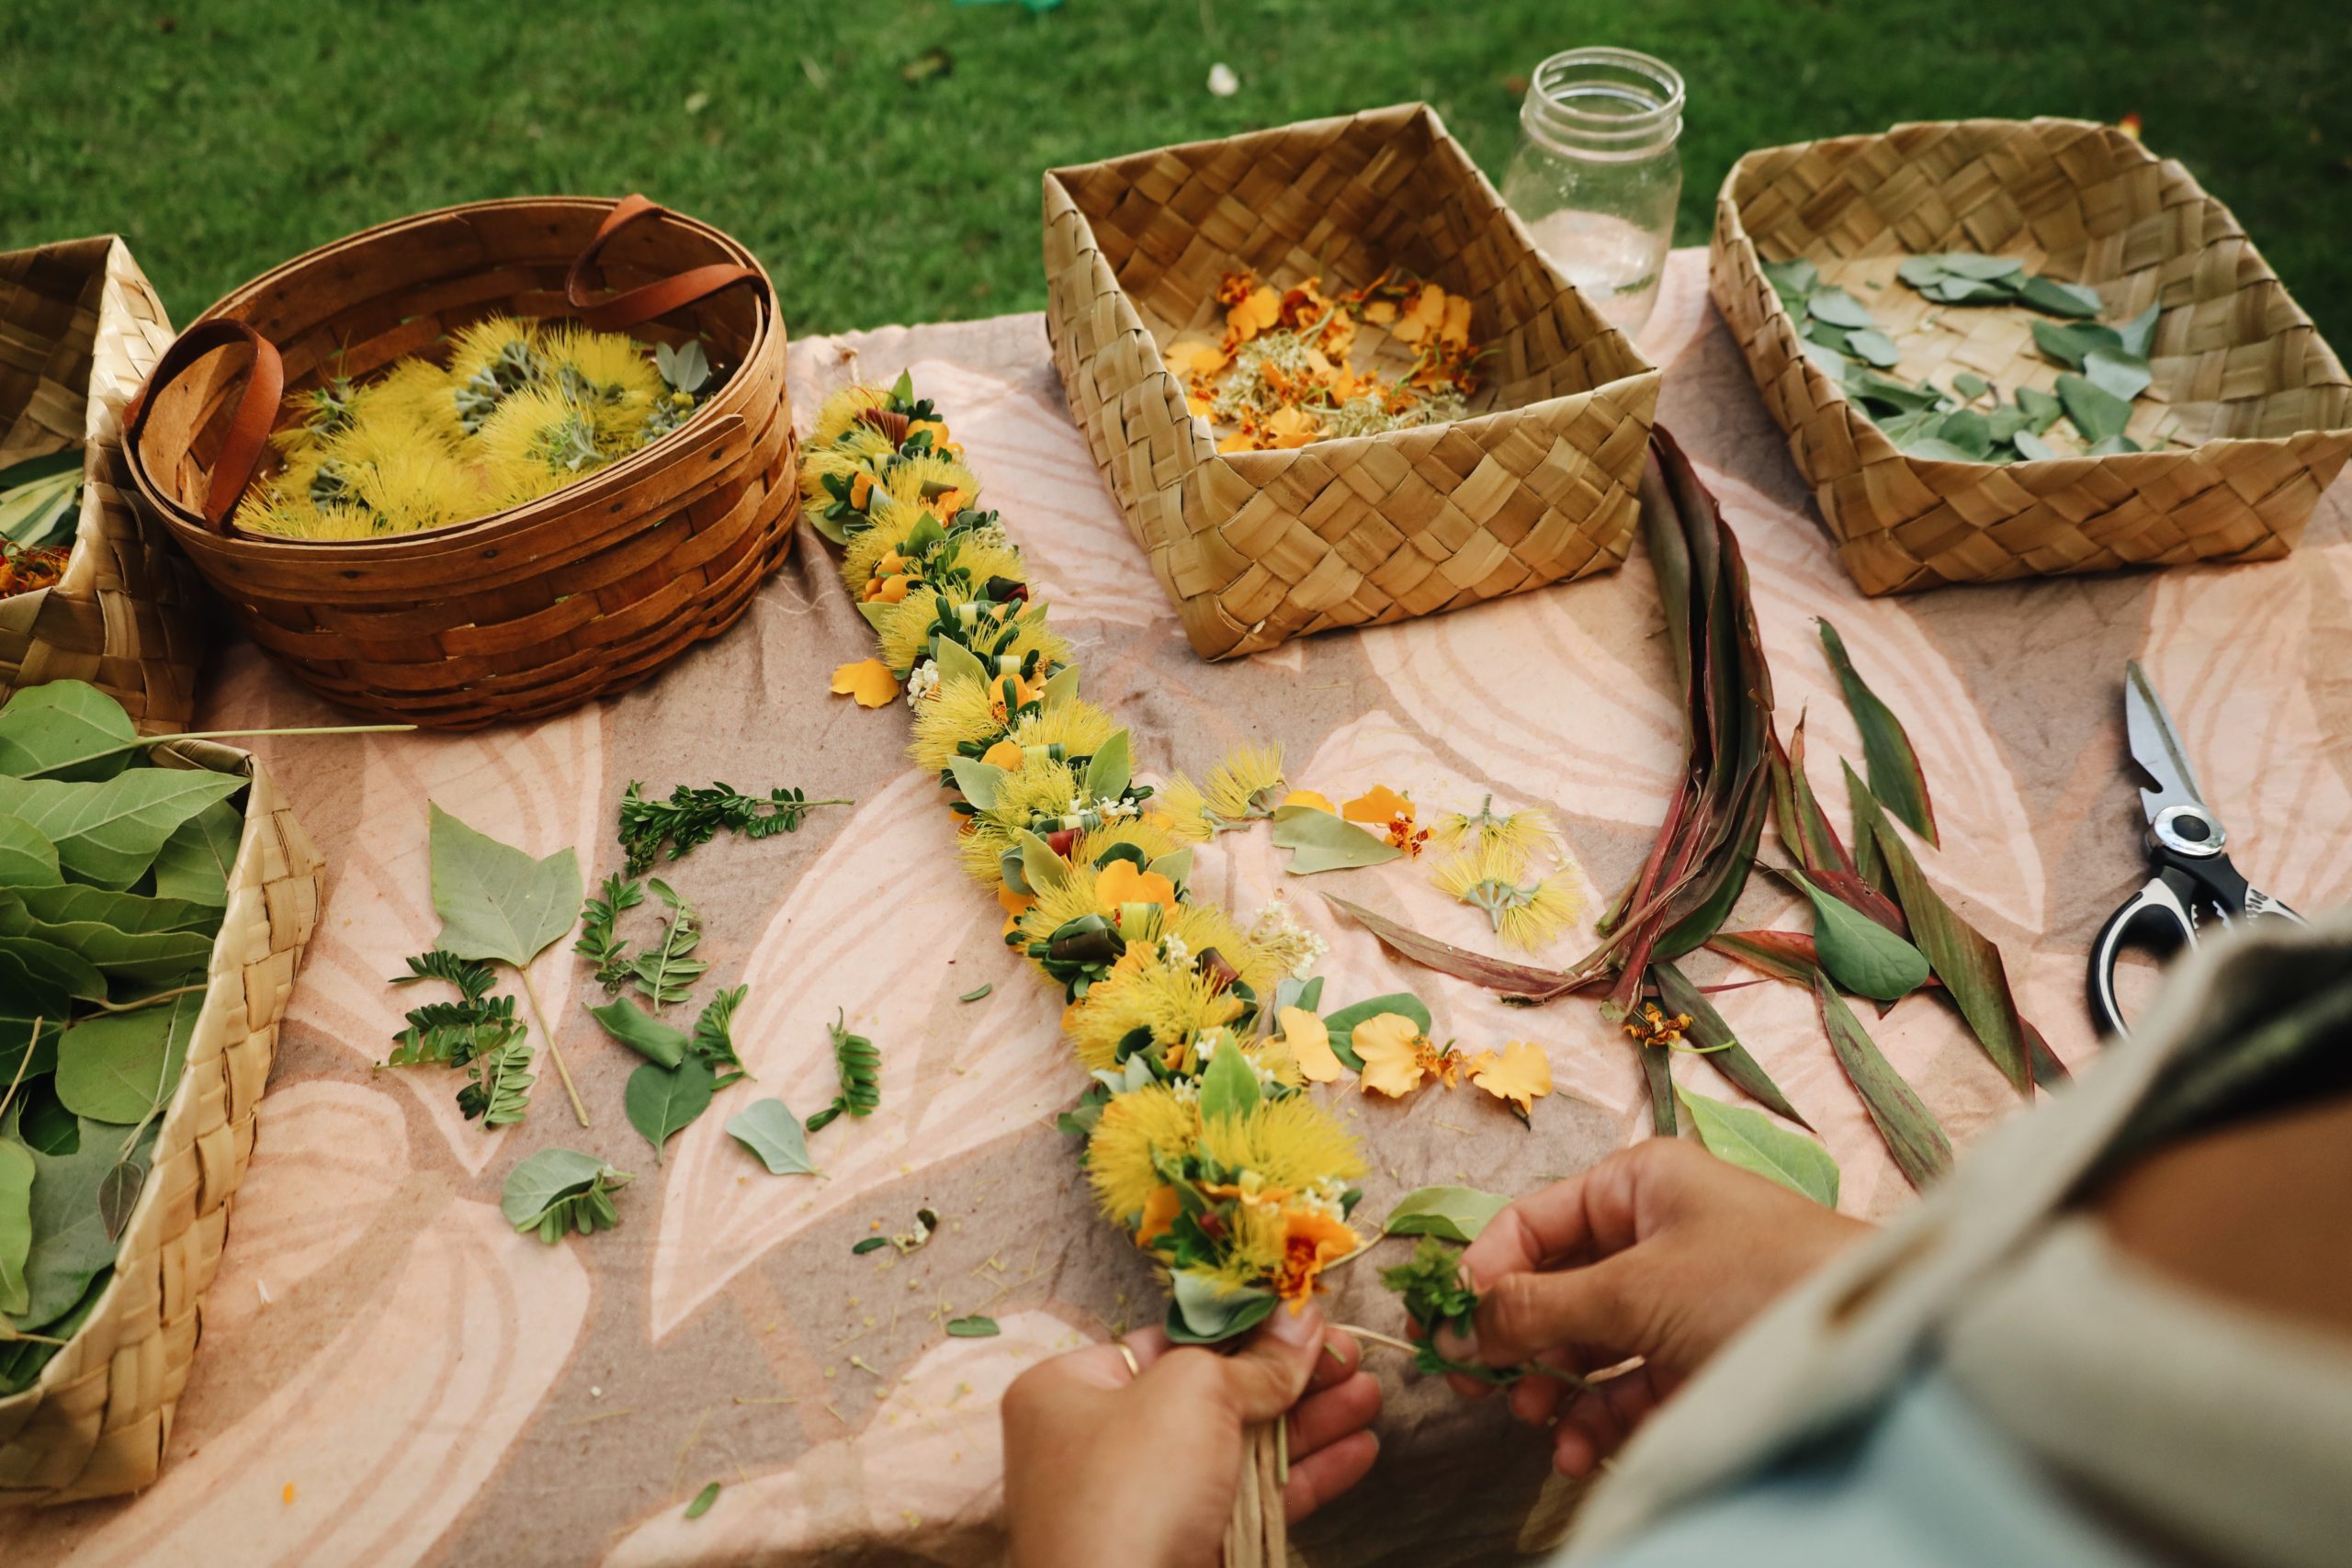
[1762,254,2164,463]
[0,450,82,553]
[0,680,246,1394]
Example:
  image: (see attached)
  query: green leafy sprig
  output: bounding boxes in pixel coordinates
[385,951,524,1069]
[1379,1237,1587,1389]
[617,781,853,875]
[457,1039,535,1126]
[575,874,644,993]
[806,1011,880,1132]
[629,879,708,1006]
[691,985,750,1089]
[501,1148,632,1243]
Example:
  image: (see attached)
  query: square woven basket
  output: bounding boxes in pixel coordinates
[1045,102,1659,659]
[1713,117,2352,595]
[0,237,203,730]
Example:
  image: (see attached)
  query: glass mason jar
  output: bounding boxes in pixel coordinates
[1499,48,1685,337]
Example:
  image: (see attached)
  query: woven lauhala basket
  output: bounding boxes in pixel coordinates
[1045,103,1659,660]
[121,196,797,729]
[1712,117,2352,595]
[0,238,204,731]
[0,744,322,1505]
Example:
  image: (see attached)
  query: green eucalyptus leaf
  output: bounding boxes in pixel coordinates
[0,682,137,782]
[1847,329,1900,368]
[1320,993,1430,1073]
[1951,372,1990,401]
[1761,257,1819,300]
[2017,276,2103,318]
[1680,1090,1840,1207]
[1166,1271,1275,1343]
[428,803,581,970]
[1082,729,1131,803]
[1900,437,1983,462]
[1804,321,1854,354]
[725,1099,817,1176]
[0,768,243,890]
[2031,319,2122,370]
[945,1314,1001,1337]
[2015,386,2064,434]
[54,989,202,1124]
[1804,287,1877,330]
[2083,346,2153,403]
[1800,340,1849,378]
[0,817,61,889]
[1041,663,1080,709]
[2116,303,2161,360]
[1935,409,1994,458]
[1268,804,1399,874]
[1920,276,2022,304]
[1790,866,1929,1000]
[1383,1184,1510,1243]
[587,996,688,1068]
[1931,253,2027,283]
[2012,430,2058,461]
[2057,373,2133,445]
[948,758,1007,811]
[1197,1036,1261,1122]
[150,800,242,907]
[2086,434,2143,456]
[625,1056,716,1163]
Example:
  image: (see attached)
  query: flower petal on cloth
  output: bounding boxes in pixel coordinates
[1354,1012,1428,1098]
[831,658,900,708]
[1341,784,1412,826]
[1467,1040,1553,1116]
[1280,1007,1344,1084]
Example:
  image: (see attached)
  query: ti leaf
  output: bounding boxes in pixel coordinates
[1816,618,1937,845]
[0,681,137,783]
[1680,1089,1840,1207]
[725,1098,815,1176]
[0,768,244,889]
[1813,973,1951,1190]
[1081,729,1131,803]
[1268,804,1400,874]
[428,803,582,970]
[1863,813,2031,1095]
[1383,1184,1510,1244]
[1649,959,1809,1127]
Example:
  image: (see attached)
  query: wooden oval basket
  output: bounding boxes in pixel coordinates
[122,197,797,729]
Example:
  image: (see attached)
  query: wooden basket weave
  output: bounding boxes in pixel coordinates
[122,196,797,729]
[1045,103,1659,659]
[0,238,203,732]
[0,743,322,1505]
[1712,117,2352,595]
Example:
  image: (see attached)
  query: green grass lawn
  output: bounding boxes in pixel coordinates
[6,0,2347,348]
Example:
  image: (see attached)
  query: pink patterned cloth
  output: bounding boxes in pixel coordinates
[12,249,2346,1566]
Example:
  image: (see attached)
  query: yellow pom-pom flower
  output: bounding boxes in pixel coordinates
[1086,1084,1202,1224]
[1431,842,1582,951]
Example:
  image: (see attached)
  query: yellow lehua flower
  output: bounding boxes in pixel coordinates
[347,442,481,534]
[1196,1094,1366,1196]
[1432,795,1560,857]
[474,384,610,502]
[910,674,1012,773]
[235,479,378,539]
[1066,951,1244,1072]
[365,357,468,450]
[445,313,543,389]
[808,382,891,448]
[542,322,662,444]
[800,425,898,516]
[1012,699,1124,765]
[1086,1085,1202,1223]
[841,489,937,592]
[876,585,954,675]
[1204,743,1285,822]
[1163,902,1281,995]
[957,817,1022,887]
[876,451,981,520]
[1157,771,1216,841]
[989,755,1081,834]
[1063,817,1180,874]
[1432,843,1581,952]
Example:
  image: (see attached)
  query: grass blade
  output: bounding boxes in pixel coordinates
[1652,959,1810,1128]
[1813,972,1951,1190]
[1817,618,1938,846]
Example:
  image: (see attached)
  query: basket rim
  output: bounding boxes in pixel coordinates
[129,194,782,555]
[1711,118,2352,473]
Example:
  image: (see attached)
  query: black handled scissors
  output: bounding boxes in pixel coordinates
[2090,660,2304,1037]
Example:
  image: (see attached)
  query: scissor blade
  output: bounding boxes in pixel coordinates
[2123,660,2210,824]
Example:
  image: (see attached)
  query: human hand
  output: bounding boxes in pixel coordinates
[1001,1303,1382,1568]
[1443,1138,1869,1476]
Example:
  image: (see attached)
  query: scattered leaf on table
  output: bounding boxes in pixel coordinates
[1680,1089,1840,1207]
[1322,895,1588,1003]
[1863,812,2031,1095]
[1649,960,1809,1128]
[725,1099,816,1176]
[806,1011,881,1132]
[1318,993,1430,1073]
[1813,972,1951,1190]
[54,988,202,1124]
[685,1482,720,1520]
[0,681,136,782]
[944,1314,1001,1337]
[958,983,992,1003]
[852,1236,889,1255]
[626,1056,716,1163]
[1815,618,1937,845]
[1705,930,1823,987]
[1269,804,1401,874]
[587,996,689,1068]
[1383,1184,1510,1243]
[428,803,582,969]
[1638,1035,1676,1134]
[501,1147,630,1243]
[1786,866,1928,1001]
[0,769,244,889]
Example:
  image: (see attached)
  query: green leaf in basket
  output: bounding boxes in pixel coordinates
[1761,257,1819,303]
[1,969,67,1086]
[0,462,81,550]
[1679,1089,1840,1207]
[1950,372,1991,401]
[1804,287,1879,330]
[54,988,204,1126]
[0,816,60,890]
[626,1055,716,1163]
[1842,370,1943,417]
[1899,437,1982,462]
[2084,346,2153,403]
[0,682,136,783]
[1846,330,1900,368]
[1786,866,1928,1001]
[2087,434,2144,455]
[2012,430,2058,461]
[2017,276,2103,318]
[1800,340,1850,378]
[2015,385,2064,434]
[5,886,220,989]
[1269,804,1399,875]
[1895,255,1950,289]
[1817,618,1939,846]
[0,768,244,890]
[0,1138,32,1317]
[1934,409,1995,459]
[429,803,582,971]
[0,932,106,1002]
[1928,253,2028,283]
[1920,275,2023,305]
[2031,319,2123,370]
[2057,373,2134,445]
[2116,303,2161,360]
[150,800,242,907]
[10,1113,157,1331]
[1383,1184,1510,1243]
[1813,973,1951,1191]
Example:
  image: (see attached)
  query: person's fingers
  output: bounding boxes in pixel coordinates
[1444,1369,1499,1401]
[1553,1419,1600,1478]
[1286,1370,1380,1456]
[1282,1429,1379,1523]
[1506,1359,1567,1427]
[1117,1326,1175,1372]
[1158,1303,1326,1426]
[1558,1382,1629,1472]
[1051,1326,1177,1393]
[1471,1251,1653,1369]
[1306,1326,1362,1393]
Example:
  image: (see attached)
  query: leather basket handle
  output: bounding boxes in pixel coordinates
[123,318,286,535]
[565,193,762,332]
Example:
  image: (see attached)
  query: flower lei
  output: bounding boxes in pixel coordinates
[807,373,1369,1342]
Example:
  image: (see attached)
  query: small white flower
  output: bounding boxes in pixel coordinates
[1170,1078,1200,1103]
[1207,62,1239,96]
[1160,932,1193,969]
[905,659,941,708]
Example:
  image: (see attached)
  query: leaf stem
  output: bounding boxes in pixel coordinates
[24,723,414,777]
[87,982,209,1014]
[0,1016,40,1126]
[518,958,590,1128]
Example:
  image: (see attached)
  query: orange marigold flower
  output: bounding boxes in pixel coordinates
[1275,1208,1359,1308]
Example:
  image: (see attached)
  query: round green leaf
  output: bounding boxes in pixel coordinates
[1680,1090,1840,1207]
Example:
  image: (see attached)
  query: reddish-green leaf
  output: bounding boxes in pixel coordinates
[1708,929,1823,987]
[1813,973,1951,1190]
[1817,619,1938,846]
[1320,895,1593,1001]
[1773,716,1856,877]
[1846,761,1891,896]
[1639,1042,1676,1134]
[1651,960,1809,1128]
[2025,1020,2070,1088]
[1863,813,2030,1095]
